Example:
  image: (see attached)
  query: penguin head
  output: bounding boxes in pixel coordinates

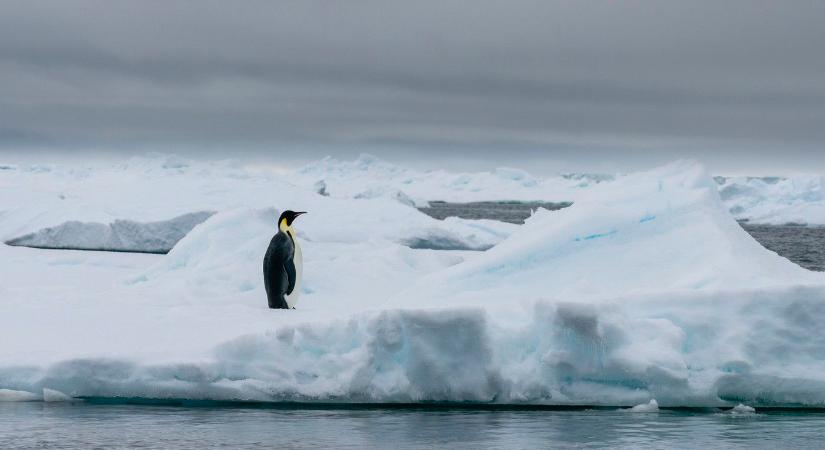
[278,210,306,232]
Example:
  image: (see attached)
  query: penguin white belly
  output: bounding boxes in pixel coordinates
[285,239,302,308]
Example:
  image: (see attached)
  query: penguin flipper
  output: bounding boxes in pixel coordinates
[284,259,297,295]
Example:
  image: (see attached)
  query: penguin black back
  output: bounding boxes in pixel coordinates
[263,210,305,309]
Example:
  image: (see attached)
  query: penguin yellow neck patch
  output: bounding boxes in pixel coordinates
[279,218,296,237]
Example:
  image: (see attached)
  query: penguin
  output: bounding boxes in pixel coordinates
[263,210,306,309]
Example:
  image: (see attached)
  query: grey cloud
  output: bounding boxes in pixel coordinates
[0,0,824,172]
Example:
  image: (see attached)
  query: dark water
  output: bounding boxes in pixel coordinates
[419,200,572,223]
[3,403,825,449]
[418,201,825,272]
[739,224,825,272]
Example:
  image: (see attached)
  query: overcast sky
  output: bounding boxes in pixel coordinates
[1,0,823,173]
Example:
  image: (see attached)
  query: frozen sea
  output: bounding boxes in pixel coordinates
[2,402,825,449]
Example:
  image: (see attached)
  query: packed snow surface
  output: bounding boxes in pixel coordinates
[2,154,825,406]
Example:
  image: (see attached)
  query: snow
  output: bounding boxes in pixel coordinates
[2,154,825,406]
[0,154,515,252]
[6,211,214,253]
[388,161,820,311]
[716,176,825,225]
[42,388,73,402]
[628,399,659,412]
[729,404,756,414]
[0,389,39,402]
[293,154,608,205]
[297,153,825,226]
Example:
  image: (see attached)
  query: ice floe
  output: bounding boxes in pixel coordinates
[716,175,825,225]
[6,211,214,253]
[2,155,825,406]
[628,399,659,412]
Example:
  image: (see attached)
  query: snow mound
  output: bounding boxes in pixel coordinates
[628,399,659,412]
[6,211,214,253]
[390,161,820,310]
[133,207,513,293]
[131,208,276,294]
[716,176,825,225]
[130,207,474,312]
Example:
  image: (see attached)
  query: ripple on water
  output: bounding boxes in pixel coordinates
[3,404,825,449]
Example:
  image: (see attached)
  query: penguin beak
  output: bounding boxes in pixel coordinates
[294,211,307,218]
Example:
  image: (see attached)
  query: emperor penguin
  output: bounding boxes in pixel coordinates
[263,210,306,309]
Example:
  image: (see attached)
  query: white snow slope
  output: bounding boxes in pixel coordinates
[2,155,825,407]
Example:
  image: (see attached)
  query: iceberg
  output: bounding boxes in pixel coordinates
[628,399,659,412]
[728,403,756,415]
[716,175,825,225]
[42,388,74,402]
[389,161,819,311]
[2,156,825,407]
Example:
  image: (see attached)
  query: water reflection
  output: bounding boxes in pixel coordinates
[2,403,824,449]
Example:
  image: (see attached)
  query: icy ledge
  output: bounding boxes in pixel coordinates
[3,287,825,406]
[5,211,215,254]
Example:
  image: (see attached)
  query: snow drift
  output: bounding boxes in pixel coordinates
[2,156,825,407]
